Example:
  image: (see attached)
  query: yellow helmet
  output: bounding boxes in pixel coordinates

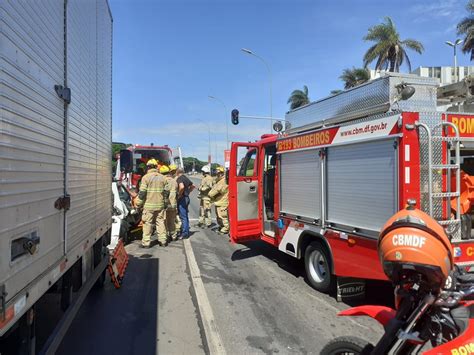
[160,165,170,174]
[216,166,225,173]
[147,158,158,167]
[169,164,177,171]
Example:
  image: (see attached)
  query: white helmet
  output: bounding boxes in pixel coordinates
[201,165,210,173]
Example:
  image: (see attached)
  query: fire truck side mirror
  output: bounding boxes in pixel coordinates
[231,109,239,125]
[119,149,133,173]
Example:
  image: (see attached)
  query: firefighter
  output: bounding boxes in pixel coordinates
[135,159,170,247]
[198,165,213,228]
[209,166,229,235]
[161,165,179,241]
[169,165,182,236]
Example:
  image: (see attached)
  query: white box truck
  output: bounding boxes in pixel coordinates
[0,0,112,352]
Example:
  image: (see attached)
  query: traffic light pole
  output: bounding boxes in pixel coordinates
[231,109,289,132]
[240,115,286,121]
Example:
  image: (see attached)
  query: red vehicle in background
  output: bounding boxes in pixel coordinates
[228,73,474,297]
[116,144,183,189]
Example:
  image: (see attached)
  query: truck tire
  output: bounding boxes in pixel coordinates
[321,336,374,355]
[304,241,334,293]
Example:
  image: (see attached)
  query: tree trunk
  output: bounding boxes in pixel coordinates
[389,59,396,72]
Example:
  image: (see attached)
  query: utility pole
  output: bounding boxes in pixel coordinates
[197,119,212,172]
[208,95,229,149]
[241,48,273,132]
[446,39,463,83]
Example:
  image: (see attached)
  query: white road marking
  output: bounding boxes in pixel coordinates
[183,238,226,355]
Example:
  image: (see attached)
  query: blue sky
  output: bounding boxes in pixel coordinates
[110,0,471,164]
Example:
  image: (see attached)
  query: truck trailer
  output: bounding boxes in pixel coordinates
[228,73,474,295]
[0,0,113,352]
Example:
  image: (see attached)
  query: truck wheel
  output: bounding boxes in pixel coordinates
[321,336,374,355]
[304,241,334,293]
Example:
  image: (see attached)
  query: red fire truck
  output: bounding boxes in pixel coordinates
[228,73,474,294]
[116,144,183,189]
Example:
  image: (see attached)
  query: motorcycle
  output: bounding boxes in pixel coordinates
[322,202,474,355]
[322,269,474,354]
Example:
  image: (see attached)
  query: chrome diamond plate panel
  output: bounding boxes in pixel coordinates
[418,112,443,219]
[286,73,438,133]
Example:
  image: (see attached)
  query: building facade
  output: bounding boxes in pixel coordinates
[369,66,473,85]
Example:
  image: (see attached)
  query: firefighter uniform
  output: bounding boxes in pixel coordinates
[161,165,179,241]
[136,159,170,247]
[198,166,214,227]
[209,167,229,234]
[170,165,182,234]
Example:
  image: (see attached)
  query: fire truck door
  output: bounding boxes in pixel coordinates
[229,142,262,243]
[119,149,133,173]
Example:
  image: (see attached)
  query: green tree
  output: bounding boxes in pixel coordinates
[112,142,127,172]
[287,85,310,110]
[183,157,206,173]
[363,17,424,72]
[340,67,370,89]
[458,0,474,60]
[330,89,343,95]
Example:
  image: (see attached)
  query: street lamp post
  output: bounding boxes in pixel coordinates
[208,95,229,149]
[446,39,463,83]
[197,119,212,170]
[241,48,273,131]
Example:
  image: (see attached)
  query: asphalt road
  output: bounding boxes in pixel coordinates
[58,176,388,354]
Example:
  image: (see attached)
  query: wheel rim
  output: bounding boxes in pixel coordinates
[308,249,328,283]
[331,349,361,355]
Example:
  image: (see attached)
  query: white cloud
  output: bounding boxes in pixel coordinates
[112,119,272,163]
[410,0,465,21]
[130,120,270,140]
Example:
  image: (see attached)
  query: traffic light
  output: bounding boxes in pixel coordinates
[231,109,239,125]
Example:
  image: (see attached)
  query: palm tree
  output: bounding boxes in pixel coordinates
[363,17,424,72]
[458,0,474,60]
[340,67,370,89]
[287,85,310,110]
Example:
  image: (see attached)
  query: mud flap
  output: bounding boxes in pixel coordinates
[108,239,129,289]
[337,277,366,302]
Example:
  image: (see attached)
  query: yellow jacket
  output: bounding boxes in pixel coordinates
[136,169,170,211]
[165,175,178,209]
[198,174,214,200]
[209,176,228,207]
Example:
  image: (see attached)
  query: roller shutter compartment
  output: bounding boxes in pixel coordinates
[280,149,321,220]
[326,139,398,233]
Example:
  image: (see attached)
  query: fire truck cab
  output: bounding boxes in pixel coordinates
[229,73,474,294]
[117,144,183,189]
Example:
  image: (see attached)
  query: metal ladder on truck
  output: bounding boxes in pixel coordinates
[416,120,462,240]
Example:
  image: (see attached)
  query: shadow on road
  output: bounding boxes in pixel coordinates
[231,240,302,278]
[57,254,159,355]
[231,239,394,308]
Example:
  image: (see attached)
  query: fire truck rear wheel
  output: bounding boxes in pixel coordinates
[304,241,334,293]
